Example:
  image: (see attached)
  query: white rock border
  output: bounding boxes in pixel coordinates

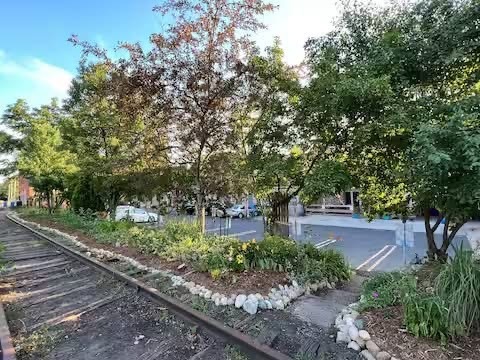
[334,302,400,360]
[10,213,336,315]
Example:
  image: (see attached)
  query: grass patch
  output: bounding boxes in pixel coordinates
[14,328,59,360]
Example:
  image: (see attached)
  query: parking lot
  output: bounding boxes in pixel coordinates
[204,216,470,272]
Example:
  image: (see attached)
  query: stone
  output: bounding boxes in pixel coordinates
[376,351,391,360]
[189,287,199,295]
[335,314,344,327]
[247,294,258,302]
[220,297,228,306]
[358,330,371,341]
[212,292,221,301]
[243,299,258,315]
[354,319,364,330]
[391,357,400,360]
[347,341,361,351]
[366,340,380,357]
[227,298,234,306]
[264,300,273,310]
[326,281,333,289]
[360,350,376,360]
[273,299,284,310]
[337,324,349,334]
[235,294,247,308]
[255,293,263,301]
[292,280,299,288]
[348,325,359,340]
[258,300,267,310]
[354,337,366,349]
[214,297,221,306]
[310,283,319,292]
[344,317,355,326]
[282,295,290,304]
[336,331,350,343]
[349,310,360,319]
[204,290,212,299]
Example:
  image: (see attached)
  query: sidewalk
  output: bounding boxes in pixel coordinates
[291,214,480,251]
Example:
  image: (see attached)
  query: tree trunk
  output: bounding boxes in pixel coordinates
[46,190,52,215]
[423,209,438,260]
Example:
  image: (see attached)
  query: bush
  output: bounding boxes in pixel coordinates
[19,210,352,285]
[435,246,480,337]
[404,293,449,344]
[359,272,416,310]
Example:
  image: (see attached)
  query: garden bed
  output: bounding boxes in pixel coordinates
[362,306,480,360]
[334,256,480,360]
[21,216,288,296]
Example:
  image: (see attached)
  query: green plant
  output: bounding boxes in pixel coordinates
[404,293,449,344]
[359,272,416,310]
[435,246,480,336]
[15,328,59,360]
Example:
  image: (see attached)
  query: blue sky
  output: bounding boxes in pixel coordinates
[0,0,386,114]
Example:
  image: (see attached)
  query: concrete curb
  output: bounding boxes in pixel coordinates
[0,302,16,360]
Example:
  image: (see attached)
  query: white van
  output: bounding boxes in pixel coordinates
[115,206,158,223]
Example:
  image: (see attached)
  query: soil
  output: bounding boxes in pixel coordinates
[24,216,290,296]
[0,217,218,360]
[362,306,480,360]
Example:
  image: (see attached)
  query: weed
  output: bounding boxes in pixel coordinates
[225,345,248,360]
[15,328,59,360]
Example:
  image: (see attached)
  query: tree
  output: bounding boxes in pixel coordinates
[244,39,351,230]
[62,63,169,213]
[306,0,480,259]
[69,0,275,217]
[16,104,77,213]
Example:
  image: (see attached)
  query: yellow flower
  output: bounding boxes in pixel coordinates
[242,243,247,251]
[251,239,256,244]
[236,254,244,264]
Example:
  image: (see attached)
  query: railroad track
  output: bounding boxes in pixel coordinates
[0,212,291,360]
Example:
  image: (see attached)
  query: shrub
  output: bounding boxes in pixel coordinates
[19,210,352,285]
[404,293,449,344]
[359,272,416,310]
[435,246,480,336]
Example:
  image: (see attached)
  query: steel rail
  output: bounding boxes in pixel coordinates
[7,214,292,360]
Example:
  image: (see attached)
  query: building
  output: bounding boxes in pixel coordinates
[305,190,361,215]
[7,176,35,206]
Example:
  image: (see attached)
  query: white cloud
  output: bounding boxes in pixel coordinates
[257,0,339,64]
[0,51,73,112]
[258,0,387,65]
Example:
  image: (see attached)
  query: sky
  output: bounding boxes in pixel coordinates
[0,0,355,114]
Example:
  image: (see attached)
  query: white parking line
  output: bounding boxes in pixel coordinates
[206,227,221,232]
[314,239,337,249]
[367,245,397,272]
[356,245,390,270]
[229,230,257,237]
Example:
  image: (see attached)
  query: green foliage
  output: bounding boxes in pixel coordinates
[359,272,416,310]
[359,248,480,343]
[435,246,480,336]
[15,327,59,360]
[12,101,77,212]
[22,210,350,285]
[404,293,449,344]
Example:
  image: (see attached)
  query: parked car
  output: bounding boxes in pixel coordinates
[226,204,260,218]
[115,206,158,223]
[206,202,227,217]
